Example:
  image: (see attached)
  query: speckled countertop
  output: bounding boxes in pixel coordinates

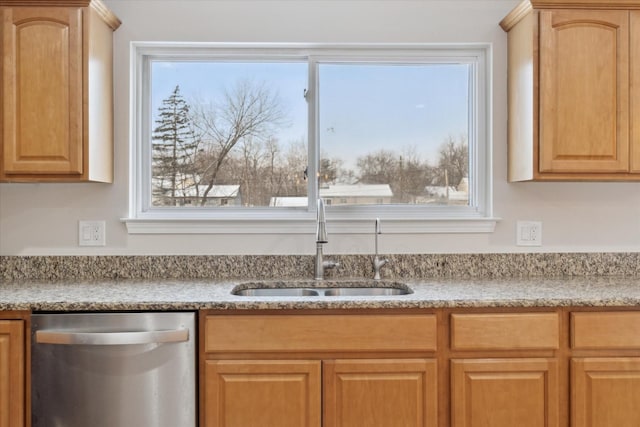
[2,253,640,311]
[1,276,640,311]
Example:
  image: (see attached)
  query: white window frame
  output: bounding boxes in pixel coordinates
[124,42,497,234]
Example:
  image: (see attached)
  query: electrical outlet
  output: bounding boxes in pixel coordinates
[79,221,106,246]
[516,220,542,246]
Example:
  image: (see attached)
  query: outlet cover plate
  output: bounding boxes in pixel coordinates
[79,221,106,246]
[516,220,542,246]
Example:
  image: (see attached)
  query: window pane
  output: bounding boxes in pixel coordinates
[150,61,308,208]
[318,63,470,206]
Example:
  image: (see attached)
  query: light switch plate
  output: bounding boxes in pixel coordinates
[79,221,106,246]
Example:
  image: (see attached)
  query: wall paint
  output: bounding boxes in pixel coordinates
[1,0,639,256]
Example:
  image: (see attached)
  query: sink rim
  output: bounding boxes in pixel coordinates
[231,279,413,297]
[232,288,321,297]
[322,287,411,296]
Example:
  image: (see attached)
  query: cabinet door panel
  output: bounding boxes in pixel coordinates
[0,320,24,427]
[539,9,629,173]
[572,358,640,427]
[631,11,640,172]
[323,359,437,427]
[451,358,559,427]
[2,7,83,175]
[204,360,321,427]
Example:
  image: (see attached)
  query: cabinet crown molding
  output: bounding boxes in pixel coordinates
[531,0,640,7]
[505,0,640,12]
[0,0,120,30]
[502,0,640,31]
[500,0,533,31]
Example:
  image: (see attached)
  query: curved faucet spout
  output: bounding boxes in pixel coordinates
[316,198,328,243]
[373,218,390,280]
[315,198,338,279]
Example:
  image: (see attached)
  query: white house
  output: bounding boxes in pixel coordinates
[270,184,394,207]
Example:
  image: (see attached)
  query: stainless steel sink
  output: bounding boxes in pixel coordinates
[231,281,412,297]
[323,287,410,296]
[232,288,320,297]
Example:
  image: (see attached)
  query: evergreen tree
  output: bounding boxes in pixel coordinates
[152,85,197,206]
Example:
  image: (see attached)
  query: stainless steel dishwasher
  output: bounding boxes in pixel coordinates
[31,312,196,427]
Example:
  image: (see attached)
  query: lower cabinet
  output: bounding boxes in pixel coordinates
[449,312,561,427]
[571,311,640,427]
[451,358,559,427]
[572,358,640,427]
[0,319,25,427]
[202,312,439,427]
[204,358,437,427]
[205,360,322,427]
[202,308,640,427]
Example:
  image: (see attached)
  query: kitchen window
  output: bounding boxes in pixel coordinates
[125,43,495,234]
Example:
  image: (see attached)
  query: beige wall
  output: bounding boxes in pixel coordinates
[1,0,639,255]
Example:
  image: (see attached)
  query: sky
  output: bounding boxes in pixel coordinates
[151,59,469,171]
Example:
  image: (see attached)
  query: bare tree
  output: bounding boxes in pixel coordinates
[238,136,266,206]
[263,137,284,203]
[282,138,308,196]
[190,79,287,206]
[319,157,340,187]
[356,149,398,185]
[261,138,311,202]
[396,146,431,203]
[435,134,468,188]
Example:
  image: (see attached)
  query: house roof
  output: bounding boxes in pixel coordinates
[269,197,308,207]
[319,184,393,198]
[424,185,468,201]
[269,184,394,207]
[177,185,239,198]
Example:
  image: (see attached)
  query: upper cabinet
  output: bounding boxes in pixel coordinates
[0,0,120,183]
[501,0,640,181]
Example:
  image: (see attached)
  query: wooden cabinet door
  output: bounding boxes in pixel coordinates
[0,320,24,427]
[1,6,83,176]
[572,358,640,427]
[204,359,321,427]
[631,11,640,172]
[539,9,629,174]
[323,359,437,427]
[451,358,559,427]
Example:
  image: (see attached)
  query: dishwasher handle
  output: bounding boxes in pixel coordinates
[35,328,189,346]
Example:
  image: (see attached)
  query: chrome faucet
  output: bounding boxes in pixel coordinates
[315,198,339,280]
[373,218,389,280]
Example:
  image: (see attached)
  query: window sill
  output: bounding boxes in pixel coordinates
[121,217,499,234]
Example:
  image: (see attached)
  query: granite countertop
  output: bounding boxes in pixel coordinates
[1,276,639,311]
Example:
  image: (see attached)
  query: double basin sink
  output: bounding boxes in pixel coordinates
[232,280,412,297]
